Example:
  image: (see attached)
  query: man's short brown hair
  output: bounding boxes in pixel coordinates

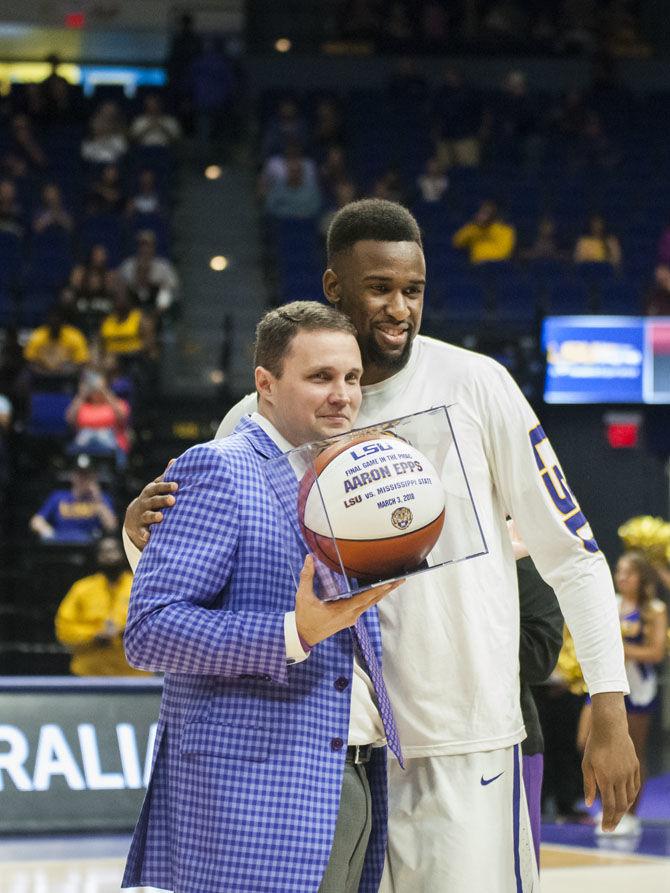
[254,301,357,378]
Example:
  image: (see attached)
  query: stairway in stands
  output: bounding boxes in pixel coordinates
[162,148,268,402]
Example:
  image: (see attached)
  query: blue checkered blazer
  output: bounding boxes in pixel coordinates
[122,416,389,893]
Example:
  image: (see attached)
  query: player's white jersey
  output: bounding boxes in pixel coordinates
[218,335,628,756]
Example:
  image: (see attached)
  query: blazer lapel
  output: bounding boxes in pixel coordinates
[235,416,309,555]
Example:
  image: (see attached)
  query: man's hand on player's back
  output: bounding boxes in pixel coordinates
[124,463,177,550]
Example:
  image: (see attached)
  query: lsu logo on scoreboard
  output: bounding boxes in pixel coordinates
[529,424,599,554]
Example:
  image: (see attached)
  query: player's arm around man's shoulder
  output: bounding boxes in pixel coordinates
[123,393,257,560]
[124,440,289,683]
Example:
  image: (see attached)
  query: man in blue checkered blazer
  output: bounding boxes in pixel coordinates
[122,303,403,893]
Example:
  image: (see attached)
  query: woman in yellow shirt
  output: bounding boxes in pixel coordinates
[55,537,149,676]
[573,214,622,269]
[99,285,157,359]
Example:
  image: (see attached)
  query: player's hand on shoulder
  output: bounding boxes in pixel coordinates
[124,460,177,550]
[295,554,403,647]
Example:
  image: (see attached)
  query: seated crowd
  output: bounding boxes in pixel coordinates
[256,67,670,319]
[0,74,181,675]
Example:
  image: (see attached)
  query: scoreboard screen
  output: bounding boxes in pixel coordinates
[542,316,670,404]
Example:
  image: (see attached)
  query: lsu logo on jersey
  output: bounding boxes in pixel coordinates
[529,424,599,554]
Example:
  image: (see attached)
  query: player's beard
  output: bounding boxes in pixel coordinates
[359,325,414,374]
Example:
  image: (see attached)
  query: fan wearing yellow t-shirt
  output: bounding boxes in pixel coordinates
[55,537,149,676]
[24,306,90,374]
[452,199,517,264]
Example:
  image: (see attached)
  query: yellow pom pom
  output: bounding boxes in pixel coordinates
[618,515,670,561]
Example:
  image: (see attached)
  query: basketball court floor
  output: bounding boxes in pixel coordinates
[2,823,669,893]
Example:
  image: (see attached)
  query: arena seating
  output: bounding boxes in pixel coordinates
[261,86,669,329]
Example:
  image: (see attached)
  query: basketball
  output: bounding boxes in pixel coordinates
[298,433,446,580]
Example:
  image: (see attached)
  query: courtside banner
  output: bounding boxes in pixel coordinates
[0,677,162,832]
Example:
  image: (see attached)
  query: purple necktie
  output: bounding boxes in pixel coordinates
[352,617,404,768]
[312,558,404,767]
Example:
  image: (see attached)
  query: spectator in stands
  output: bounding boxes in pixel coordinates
[433,66,483,168]
[81,101,128,165]
[380,3,415,52]
[0,179,24,237]
[41,54,79,125]
[261,98,308,159]
[87,163,125,215]
[488,69,541,165]
[42,74,78,126]
[645,264,670,316]
[190,37,235,152]
[42,53,69,96]
[55,536,149,676]
[10,113,48,171]
[319,145,350,199]
[99,281,158,365]
[319,178,357,238]
[372,166,408,204]
[312,98,345,158]
[259,141,318,198]
[23,306,90,378]
[416,156,449,203]
[22,83,47,124]
[166,12,201,125]
[574,111,619,170]
[452,199,517,264]
[32,182,74,234]
[126,168,163,218]
[265,157,322,219]
[99,284,158,420]
[521,214,565,261]
[1,152,30,205]
[66,368,131,469]
[130,93,181,147]
[573,213,622,269]
[29,458,117,544]
[68,244,117,331]
[118,230,178,316]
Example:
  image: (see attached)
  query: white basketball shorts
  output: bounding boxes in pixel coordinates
[379,744,539,893]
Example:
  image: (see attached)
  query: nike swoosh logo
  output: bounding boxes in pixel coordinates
[480,771,504,786]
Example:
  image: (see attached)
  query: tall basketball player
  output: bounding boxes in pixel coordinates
[125,200,639,892]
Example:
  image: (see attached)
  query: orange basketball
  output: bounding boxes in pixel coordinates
[298,433,445,580]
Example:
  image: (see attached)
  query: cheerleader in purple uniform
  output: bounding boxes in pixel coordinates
[612,550,668,833]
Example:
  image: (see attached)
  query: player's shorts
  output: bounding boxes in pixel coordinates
[379,744,539,893]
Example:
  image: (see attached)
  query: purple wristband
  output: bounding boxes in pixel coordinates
[298,632,313,654]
